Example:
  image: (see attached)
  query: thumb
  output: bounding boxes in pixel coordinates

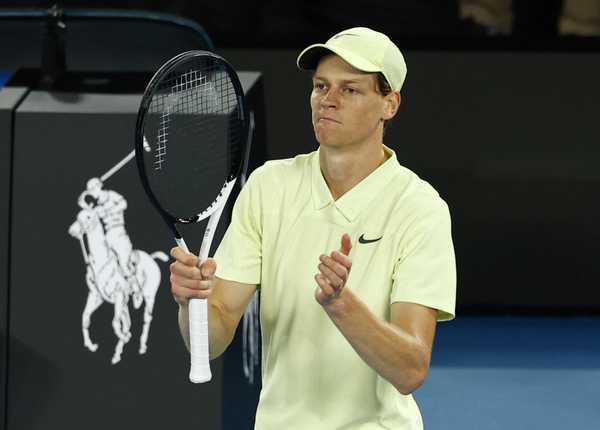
[200,258,217,278]
[340,233,352,256]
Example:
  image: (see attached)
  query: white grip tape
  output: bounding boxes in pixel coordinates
[189,297,212,383]
[175,237,212,383]
[177,178,238,384]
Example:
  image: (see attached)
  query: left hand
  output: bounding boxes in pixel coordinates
[314,233,352,306]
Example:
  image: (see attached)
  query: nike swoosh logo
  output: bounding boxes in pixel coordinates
[358,234,382,244]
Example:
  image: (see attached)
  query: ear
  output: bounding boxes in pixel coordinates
[382,91,401,121]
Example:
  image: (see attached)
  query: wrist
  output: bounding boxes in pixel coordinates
[323,288,354,319]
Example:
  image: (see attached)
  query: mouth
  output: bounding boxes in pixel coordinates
[317,117,341,124]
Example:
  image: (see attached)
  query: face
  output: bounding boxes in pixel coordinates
[310,54,398,149]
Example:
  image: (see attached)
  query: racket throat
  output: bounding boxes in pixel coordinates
[173,229,190,254]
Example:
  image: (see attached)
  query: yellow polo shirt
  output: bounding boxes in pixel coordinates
[214,146,456,430]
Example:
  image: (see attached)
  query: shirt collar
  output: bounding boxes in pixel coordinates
[311,145,401,222]
[311,148,333,211]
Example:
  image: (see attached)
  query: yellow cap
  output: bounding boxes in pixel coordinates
[296,27,407,92]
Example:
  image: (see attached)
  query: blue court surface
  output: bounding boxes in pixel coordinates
[414,316,600,429]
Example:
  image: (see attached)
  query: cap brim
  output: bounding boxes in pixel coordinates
[297,44,381,74]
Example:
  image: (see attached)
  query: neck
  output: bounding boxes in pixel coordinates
[319,141,387,200]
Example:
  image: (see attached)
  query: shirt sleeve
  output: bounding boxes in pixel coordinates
[213,168,263,286]
[390,199,457,321]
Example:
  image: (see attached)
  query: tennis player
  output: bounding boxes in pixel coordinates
[170,27,456,429]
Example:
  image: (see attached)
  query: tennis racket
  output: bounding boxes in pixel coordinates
[135,50,250,383]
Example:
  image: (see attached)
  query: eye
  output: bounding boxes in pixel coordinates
[344,87,358,95]
[313,82,327,92]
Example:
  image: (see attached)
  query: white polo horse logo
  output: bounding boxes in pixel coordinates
[69,203,167,364]
[68,142,167,364]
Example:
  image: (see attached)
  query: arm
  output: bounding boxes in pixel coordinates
[315,234,437,394]
[170,247,257,359]
[323,291,436,395]
[109,192,127,212]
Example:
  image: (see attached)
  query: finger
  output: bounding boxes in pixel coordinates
[170,246,183,260]
[319,254,348,280]
[172,282,211,300]
[171,281,195,298]
[199,258,217,278]
[170,273,193,290]
[318,263,344,289]
[170,246,199,267]
[170,261,203,280]
[315,274,336,296]
[340,233,352,256]
[314,274,336,296]
[171,275,213,296]
[330,251,352,271]
[170,273,210,290]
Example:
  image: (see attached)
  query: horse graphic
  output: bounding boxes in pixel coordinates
[69,203,167,364]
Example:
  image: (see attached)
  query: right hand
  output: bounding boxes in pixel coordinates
[169,246,217,306]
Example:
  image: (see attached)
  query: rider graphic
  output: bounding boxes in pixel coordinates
[80,177,143,308]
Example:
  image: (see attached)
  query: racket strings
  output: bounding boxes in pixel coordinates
[150,70,240,127]
[155,111,170,170]
[148,66,243,174]
[151,68,238,115]
[141,55,247,218]
[147,119,241,179]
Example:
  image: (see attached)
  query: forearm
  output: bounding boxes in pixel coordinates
[177,300,237,360]
[324,290,430,394]
[207,299,238,359]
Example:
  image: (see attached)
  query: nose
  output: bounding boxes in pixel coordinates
[320,87,339,109]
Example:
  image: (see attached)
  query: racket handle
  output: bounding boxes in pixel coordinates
[175,237,212,383]
[189,298,212,383]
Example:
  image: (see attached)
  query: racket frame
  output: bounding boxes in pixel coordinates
[134,50,250,383]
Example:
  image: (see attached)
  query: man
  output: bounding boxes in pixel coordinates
[170,27,456,429]
[82,177,143,308]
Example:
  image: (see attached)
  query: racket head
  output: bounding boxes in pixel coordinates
[134,50,249,228]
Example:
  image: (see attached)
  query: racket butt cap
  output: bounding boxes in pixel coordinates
[189,369,212,384]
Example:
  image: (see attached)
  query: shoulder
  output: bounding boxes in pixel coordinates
[391,164,451,227]
[246,151,315,189]
[384,166,454,263]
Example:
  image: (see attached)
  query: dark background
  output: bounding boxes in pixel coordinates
[2,0,597,48]
[1,1,600,429]
[0,76,265,430]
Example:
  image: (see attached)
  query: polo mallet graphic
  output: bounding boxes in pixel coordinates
[101,136,151,182]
